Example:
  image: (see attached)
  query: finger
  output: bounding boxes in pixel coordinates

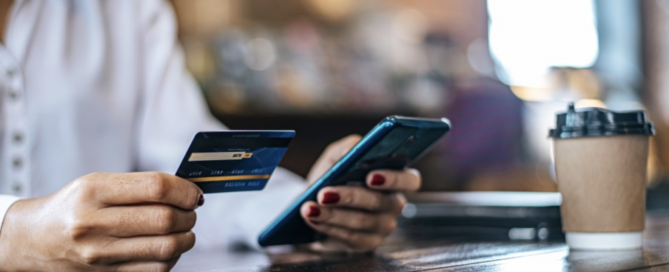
[97,205,197,237]
[307,135,362,183]
[301,202,397,235]
[115,258,179,272]
[366,169,421,192]
[300,201,323,221]
[317,186,404,213]
[305,221,384,252]
[80,231,195,264]
[82,172,203,210]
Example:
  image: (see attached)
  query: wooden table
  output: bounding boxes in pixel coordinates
[174,211,669,272]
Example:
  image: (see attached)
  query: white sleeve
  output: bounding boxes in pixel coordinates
[135,0,224,173]
[0,196,20,230]
[135,0,307,250]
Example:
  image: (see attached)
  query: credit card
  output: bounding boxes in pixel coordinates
[175,131,295,193]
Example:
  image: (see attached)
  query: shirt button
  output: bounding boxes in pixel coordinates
[6,68,15,79]
[12,132,22,144]
[12,157,22,169]
[11,182,21,194]
[7,89,18,100]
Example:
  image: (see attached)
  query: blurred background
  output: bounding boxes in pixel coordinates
[169,0,669,194]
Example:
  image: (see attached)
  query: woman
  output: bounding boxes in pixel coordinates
[0,1,421,271]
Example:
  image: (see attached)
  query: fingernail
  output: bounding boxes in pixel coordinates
[371,174,386,186]
[308,206,321,217]
[197,194,205,206]
[309,220,320,225]
[322,192,340,204]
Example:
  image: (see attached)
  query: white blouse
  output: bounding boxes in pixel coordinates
[0,0,306,249]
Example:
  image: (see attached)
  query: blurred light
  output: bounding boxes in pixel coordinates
[467,38,495,76]
[510,86,554,101]
[393,9,428,44]
[508,228,536,240]
[488,250,567,272]
[305,0,356,23]
[401,203,417,218]
[488,0,599,87]
[404,78,445,113]
[574,99,606,109]
[243,38,276,71]
[182,40,215,83]
[537,227,550,240]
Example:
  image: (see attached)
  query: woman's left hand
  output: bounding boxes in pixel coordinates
[301,135,421,252]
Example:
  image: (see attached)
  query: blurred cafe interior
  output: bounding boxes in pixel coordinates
[170,0,669,203]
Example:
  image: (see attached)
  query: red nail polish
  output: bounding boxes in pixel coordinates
[322,192,340,204]
[197,194,205,206]
[371,174,386,186]
[308,206,321,217]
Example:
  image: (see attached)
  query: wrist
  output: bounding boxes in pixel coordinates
[0,198,40,271]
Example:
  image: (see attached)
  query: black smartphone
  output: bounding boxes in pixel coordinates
[258,116,451,247]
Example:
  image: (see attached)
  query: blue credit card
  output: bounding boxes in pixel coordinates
[175,131,295,193]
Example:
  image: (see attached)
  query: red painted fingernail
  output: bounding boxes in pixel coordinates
[309,220,320,225]
[308,206,321,217]
[322,192,340,204]
[197,194,205,206]
[371,174,386,186]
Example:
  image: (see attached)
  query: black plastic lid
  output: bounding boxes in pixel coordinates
[549,103,654,139]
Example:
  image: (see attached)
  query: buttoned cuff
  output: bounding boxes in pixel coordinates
[0,195,20,231]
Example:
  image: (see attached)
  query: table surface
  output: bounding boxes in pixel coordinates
[174,211,669,272]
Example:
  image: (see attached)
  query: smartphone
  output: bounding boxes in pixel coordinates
[258,116,451,247]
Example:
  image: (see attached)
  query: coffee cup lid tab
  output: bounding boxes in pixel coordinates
[549,102,654,139]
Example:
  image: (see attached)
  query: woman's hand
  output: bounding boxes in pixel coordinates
[0,172,203,272]
[301,135,421,252]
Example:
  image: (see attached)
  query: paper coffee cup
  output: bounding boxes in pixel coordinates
[549,103,654,250]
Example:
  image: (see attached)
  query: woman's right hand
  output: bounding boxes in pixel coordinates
[0,172,203,272]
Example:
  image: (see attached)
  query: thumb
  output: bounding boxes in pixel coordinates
[307,135,361,184]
